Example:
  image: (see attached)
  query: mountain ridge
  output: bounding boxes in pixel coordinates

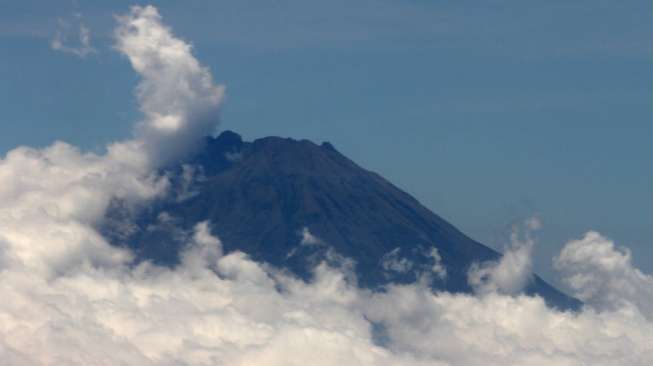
[105,130,580,310]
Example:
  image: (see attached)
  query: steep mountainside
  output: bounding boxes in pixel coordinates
[105,130,580,310]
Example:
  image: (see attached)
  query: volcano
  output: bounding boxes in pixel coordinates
[105,130,580,310]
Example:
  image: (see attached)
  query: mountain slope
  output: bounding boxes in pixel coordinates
[106,130,580,310]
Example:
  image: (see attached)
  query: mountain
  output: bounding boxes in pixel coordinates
[104,130,580,310]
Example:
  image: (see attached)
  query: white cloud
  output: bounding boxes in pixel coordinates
[427,247,447,280]
[555,231,653,318]
[381,247,446,281]
[0,142,166,277]
[300,227,322,246]
[2,219,653,365]
[381,248,414,274]
[468,218,538,295]
[51,16,96,58]
[114,5,225,167]
[365,285,653,366]
[286,227,324,259]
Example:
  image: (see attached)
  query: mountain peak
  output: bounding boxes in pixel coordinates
[213,129,243,146]
[213,130,339,153]
[109,131,580,310]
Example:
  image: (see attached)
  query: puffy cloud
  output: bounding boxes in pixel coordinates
[2,219,653,365]
[0,4,224,278]
[51,15,96,58]
[0,142,165,277]
[468,218,539,295]
[114,5,225,167]
[180,221,224,272]
[0,223,436,365]
[366,285,653,366]
[555,231,653,318]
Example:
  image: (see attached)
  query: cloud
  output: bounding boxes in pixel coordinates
[365,285,653,366]
[555,231,653,318]
[114,5,225,167]
[380,247,446,281]
[468,217,539,295]
[381,248,414,274]
[2,221,652,365]
[0,141,166,277]
[427,247,447,280]
[174,164,205,202]
[51,15,96,58]
[300,227,322,246]
[1,5,652,365]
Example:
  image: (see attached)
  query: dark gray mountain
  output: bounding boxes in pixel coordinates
[105,130,580,310]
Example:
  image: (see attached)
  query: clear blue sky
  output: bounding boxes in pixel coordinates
[1,0,652,285]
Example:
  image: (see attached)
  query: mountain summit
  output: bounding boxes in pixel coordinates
[107,130,580,310]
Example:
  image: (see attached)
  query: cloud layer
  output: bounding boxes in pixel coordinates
[0,5,651,365]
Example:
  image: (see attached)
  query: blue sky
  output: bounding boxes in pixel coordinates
[1,0,651,285]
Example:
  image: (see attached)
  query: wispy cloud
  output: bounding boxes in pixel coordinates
[468,217,540,296]
[50,14,96,58]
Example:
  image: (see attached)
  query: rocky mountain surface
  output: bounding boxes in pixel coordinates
[104,130,580,310]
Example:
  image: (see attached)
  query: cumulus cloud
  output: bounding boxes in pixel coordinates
[365,286,653,366]
[555,231,653,318]
[114,5,225,167]
[0,141,166,277]
[51,15,96,58]
[468,217,539,295]
[0,3,225,278]
[1,4,652,365]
